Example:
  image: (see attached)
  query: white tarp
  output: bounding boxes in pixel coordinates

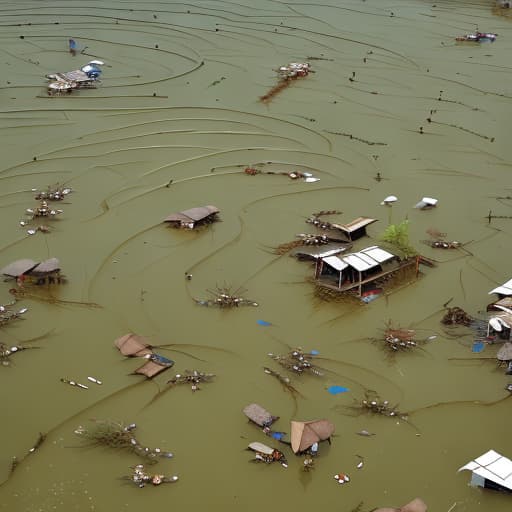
[458,450,512,490]
[489,278,512,296]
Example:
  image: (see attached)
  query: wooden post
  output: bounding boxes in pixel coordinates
[358,271,362,296]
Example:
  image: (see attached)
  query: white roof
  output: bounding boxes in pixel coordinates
[458,450,512,490]
[489,278,512,296]
[323,255,348,271]
[322,246,395,272]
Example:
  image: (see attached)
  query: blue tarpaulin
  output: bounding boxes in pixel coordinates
[327,385,349,395]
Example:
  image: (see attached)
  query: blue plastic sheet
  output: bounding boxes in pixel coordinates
[327,385,349,395]
[310,349,319,355]
[257,319,271,326]
[270,432,285,440]
[472,341,485,353]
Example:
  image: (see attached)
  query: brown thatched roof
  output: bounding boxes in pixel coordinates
[163,205,219,223]
[114,333,153,357]
[243,403,277,427]
[134,359,169,379]
[374,498,427,512]
[290,419,335,453]
[1,259,38,277]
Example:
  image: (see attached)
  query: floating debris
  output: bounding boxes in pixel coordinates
[356,430,375,437]
[456,32,497,42]
[87,376,102,385]
[414,197,438,210]
[195,285,258,308]
[356,391,406,420]
[60,377,88,389]
[334,472,350,484]
[441,306,474,326]
[303,456,315,471]
[243,403,286,440]
[260,62,311,103]
[0,300,28,326]
[46,60,104,95]
[127,464,178,488]
[257,319,272,326]
[248,441,288,468]
[74,420,173,462]
[0,342,33,366]
[33,184,72,201]
[327,385,349,395]
[381,195,398,206]
[167,369,215,391]
[244,167,320,183]
[382,321,418,351]
[268,347,324,376]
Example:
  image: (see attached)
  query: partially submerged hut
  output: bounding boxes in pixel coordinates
[374,498,427,512]
[163,205,220,229]
[243,403,278,428]
[29,258,62,284]
[114,333,153,357]
[315,245,413,297]
[327,216,378,242]
[114,333,173,379]
[134,354,174,379]
[489,278,512,300]
[290,419,335,454]
[459,450,512,493]
[1,259,38,278]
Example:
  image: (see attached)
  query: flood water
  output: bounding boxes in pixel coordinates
[1,0,512,510]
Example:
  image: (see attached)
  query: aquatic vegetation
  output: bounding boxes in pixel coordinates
[380,220,417,258]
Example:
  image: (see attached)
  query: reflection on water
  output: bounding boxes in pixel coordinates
[1,0,512,510]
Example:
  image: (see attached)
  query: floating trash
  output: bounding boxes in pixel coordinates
[356,430,375,437]
[127,464,179,488]
[87,376,102,384]
[257,319,272,326]
[195,285,258,308]
[334,472,350,484]
[268,347,325,376]
[327,385,349,395]
[380,195,398,205]
[167,369,215,392]
[60,377,88,389]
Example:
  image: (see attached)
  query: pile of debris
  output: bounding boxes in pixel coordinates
[46,60,104,96]
[441,306,473,326]
[260,62,312,103]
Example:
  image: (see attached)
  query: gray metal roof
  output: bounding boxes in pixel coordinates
[164,205,219,223]
[322,246,395,272]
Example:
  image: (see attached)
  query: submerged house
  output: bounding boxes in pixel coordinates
[489,278,512,302]
[315,245,415,297]
[163,205,220,229]
[459,450,512,493]
[327,217,378,242]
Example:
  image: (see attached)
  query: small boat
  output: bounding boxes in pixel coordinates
[248,442,288,467]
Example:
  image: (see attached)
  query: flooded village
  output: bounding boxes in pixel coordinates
[1,1,512,511]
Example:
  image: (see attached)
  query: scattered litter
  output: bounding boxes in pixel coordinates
[327,385,349,395]
[356,430,375,436]
[128,464,178,488]
[60,377,88,389]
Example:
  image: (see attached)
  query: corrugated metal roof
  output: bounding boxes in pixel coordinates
[362,246,395,263]
[489,278,512,296]
[322,246,396,272]
[292,245,348,259]
[164,205,219,223]
[459,450,512,490]
[331,217,377,234]
[323,255,348,271]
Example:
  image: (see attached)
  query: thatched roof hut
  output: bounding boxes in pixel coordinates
[290,419,334,453]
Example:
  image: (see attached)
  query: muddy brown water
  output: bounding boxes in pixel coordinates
[1,1,512,510]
